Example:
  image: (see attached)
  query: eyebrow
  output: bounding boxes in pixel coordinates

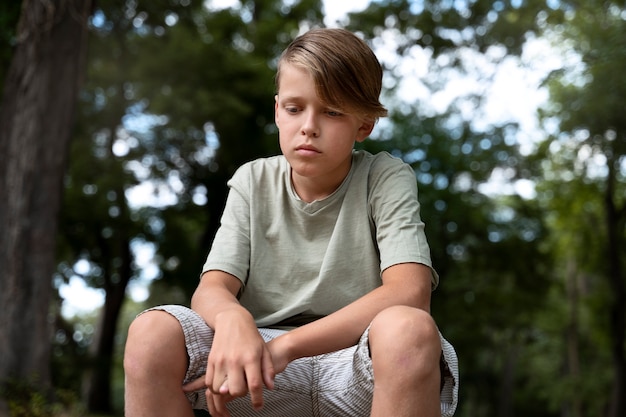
[277,94,308,102]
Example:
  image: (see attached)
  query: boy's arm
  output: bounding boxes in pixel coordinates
[268,262,432,365]
[188,271,275,413]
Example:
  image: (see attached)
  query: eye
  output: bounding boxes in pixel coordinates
[284,105,299,114]
[326,110,343,117]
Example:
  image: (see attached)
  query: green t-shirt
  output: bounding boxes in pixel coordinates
[203,150,437,327]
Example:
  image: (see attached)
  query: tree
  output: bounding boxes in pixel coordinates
[0,0,93,412]
[532,2,626,415]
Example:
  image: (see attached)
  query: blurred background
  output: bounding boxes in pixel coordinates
[0,0,624,416]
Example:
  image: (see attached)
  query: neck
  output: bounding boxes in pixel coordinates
[290,167,350,203]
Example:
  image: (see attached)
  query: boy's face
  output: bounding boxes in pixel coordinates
[275,63,374,199]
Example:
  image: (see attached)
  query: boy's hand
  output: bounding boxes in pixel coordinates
[205,308,275,415]
[181,329,297,416]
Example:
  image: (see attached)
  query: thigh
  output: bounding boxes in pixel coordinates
[142,306,213,375]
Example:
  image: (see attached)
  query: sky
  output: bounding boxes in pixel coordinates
[59,0,557,317]
[206,0,372,24]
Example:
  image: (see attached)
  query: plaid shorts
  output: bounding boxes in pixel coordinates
[146,305,458,417]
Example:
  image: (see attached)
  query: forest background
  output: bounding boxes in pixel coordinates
[0,0,624,416]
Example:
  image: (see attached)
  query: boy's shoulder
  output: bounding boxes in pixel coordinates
[354,149,404,163]
[353,149,411,176]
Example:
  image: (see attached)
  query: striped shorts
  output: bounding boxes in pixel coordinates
[147,305,458,417]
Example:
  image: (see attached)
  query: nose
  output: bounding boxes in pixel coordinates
[301,111,320,138]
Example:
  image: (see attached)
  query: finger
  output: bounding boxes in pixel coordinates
[261,349,276,390]
[245,363,265,411]
[182,376,206,393]
[206,390,224,417]
[212,373,229,394]
[224,369,247,398]
[207,390,233,417]
[213,391,232,417]
[205,355,217,393]
[219,378,229,395]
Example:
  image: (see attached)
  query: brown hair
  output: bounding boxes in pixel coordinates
[276,28,388,120]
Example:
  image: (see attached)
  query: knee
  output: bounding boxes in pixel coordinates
[124,311,186,379]
[369,306,441,365]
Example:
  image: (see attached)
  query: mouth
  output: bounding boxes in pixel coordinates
[295,145,321,155]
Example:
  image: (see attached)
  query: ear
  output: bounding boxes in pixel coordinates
[355,118,375,143]
[274,95,279,128]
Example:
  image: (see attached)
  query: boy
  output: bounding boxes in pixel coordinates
[124,28,458,417]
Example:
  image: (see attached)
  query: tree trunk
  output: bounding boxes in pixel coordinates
[83,232,133,413]
[0,0,92,407]
[497,346,517,417]
[605,154,625,417]
[565,258,583,417]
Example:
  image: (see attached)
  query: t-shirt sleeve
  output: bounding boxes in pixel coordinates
[201,165,251,285]
[368,154,439,289]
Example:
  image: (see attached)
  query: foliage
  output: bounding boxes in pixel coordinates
[0,379,85,417]
[527,1,626,416]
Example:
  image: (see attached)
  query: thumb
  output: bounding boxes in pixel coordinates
[261,348,276,390]
[182,376,207,393]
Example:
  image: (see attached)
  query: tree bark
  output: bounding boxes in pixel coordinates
[0,0,92,405]
[565,258,582,417]
[83,223,133,413]
[605,153,625,417]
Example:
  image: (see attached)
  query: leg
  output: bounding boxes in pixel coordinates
[369,306,442,417]
[124,310,195,417]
